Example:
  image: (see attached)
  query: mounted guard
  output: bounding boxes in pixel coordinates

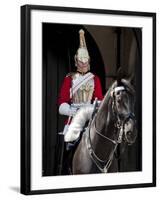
[58,29,103,144]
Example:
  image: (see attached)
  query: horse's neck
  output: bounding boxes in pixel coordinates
[89,94,115,157]
[91,93,115,141]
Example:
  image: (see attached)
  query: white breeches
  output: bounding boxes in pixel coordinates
[64,105,94,142]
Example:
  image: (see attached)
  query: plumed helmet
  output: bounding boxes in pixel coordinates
[75,29,90,64]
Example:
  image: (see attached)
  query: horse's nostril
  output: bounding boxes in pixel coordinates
[127,131,132,136]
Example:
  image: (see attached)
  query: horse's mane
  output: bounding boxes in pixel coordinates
[98,80,117,110]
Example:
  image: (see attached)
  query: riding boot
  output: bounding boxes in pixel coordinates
[64,142,75,174]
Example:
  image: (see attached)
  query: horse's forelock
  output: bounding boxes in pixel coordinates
[111,79,135,95]
[121,79,135,95]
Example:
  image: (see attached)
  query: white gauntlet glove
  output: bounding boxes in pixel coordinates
[59,103,77,117]
[70,106,77,116]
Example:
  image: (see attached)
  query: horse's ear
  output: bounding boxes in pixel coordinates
[126,73,134,85]
[116,67,126,85]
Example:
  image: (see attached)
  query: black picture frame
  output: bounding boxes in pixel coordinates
[21,4,156,195]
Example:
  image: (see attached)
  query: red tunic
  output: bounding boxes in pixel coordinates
[58,74,103,105]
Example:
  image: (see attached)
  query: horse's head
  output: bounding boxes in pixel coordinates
[111,79,134,117]
[110,79,137,144]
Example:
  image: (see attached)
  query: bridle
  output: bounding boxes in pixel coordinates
[86,85,136,173]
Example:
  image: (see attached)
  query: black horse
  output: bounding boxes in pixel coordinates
[72,78,137,174]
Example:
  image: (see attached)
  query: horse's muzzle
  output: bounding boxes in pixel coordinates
[124,127,137,145]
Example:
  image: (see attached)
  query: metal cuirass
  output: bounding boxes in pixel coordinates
[71,73,94,104]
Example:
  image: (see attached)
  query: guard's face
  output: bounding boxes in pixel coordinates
[76,48,90,73]
[77,60,89,73]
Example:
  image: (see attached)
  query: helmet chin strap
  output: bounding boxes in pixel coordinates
[77,70,89,75]
[77,66,90,74]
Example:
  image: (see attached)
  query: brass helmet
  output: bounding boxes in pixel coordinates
[75,29,90,73]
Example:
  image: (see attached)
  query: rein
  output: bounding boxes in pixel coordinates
[86,123,118,173]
